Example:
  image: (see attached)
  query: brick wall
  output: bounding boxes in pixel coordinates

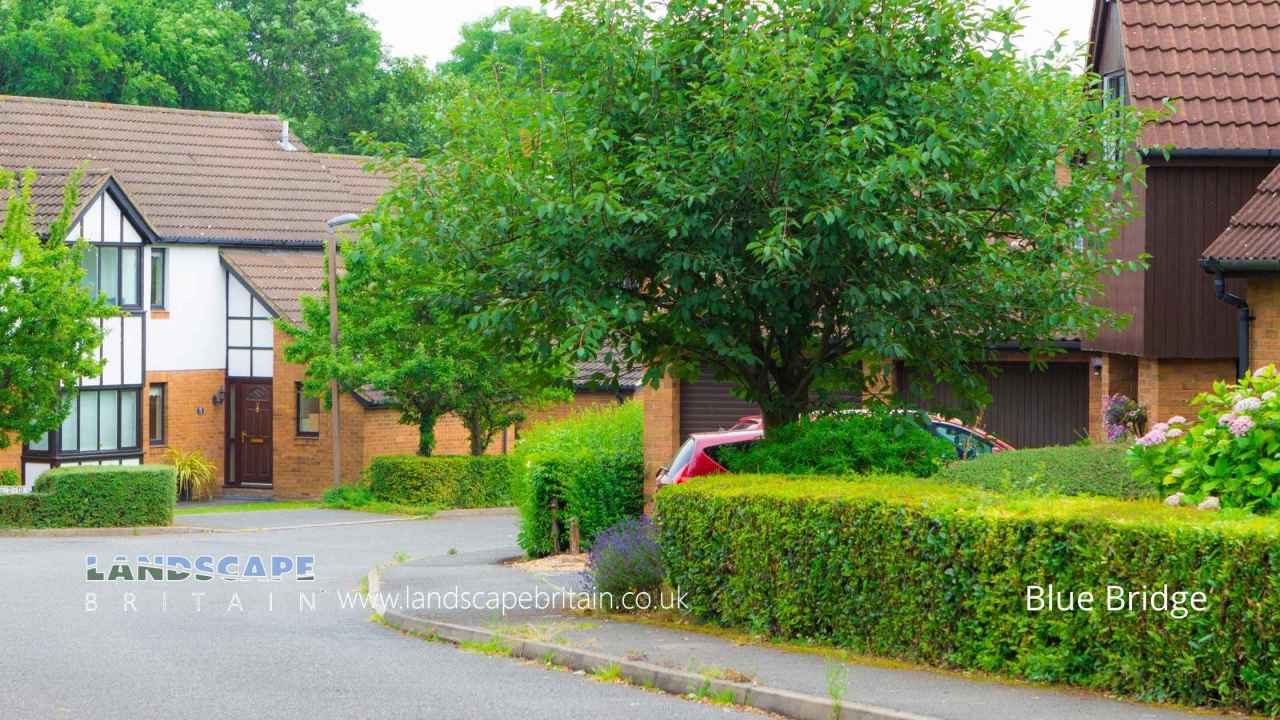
[520,391,627,432]
[0,444,19,474]
[1137,357,1235,426]
[1250,276,1280,369]
[640,375,680,513]
[1088,353,1138,442]
[143,369,228,486]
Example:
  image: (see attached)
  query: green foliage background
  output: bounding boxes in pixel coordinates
[0,464,175,528]
[657,475,1280,714]
[938,444,1153,499]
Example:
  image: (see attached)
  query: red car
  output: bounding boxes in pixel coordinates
[656,414,1012,486]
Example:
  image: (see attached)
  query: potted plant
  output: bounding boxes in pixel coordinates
[166,448,217,502]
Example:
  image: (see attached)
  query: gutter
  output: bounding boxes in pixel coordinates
[1143,148,1280,161]
[1200,259,1253,379]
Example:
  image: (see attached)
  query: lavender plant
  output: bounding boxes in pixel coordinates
[582,517,665,611]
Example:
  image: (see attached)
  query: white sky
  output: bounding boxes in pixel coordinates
[361,0,1093,67]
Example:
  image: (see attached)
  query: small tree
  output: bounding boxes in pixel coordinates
[0,168,118,448]
[374,0,1153,428]
[281,155,568,457]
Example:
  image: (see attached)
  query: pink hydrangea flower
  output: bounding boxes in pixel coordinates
[1218,413,1236,426]
[1152,422,1169,433]
[1136,429,1167,446]
[1166,428,1184,438]
[1264,391,1277,402]
[1255,367,1271,378]
[1228,415,1255,437]
[1234,397,1262,412]
[1167,415,1187,425]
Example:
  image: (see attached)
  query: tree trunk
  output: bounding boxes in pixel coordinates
[417,414,438,457]
[461,412,492,456]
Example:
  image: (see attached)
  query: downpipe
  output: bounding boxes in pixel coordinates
[1213,271,1252,380]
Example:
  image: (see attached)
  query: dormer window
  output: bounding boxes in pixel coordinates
[1102,71,1128,162]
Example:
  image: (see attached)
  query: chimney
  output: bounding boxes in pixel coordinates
[279,119,297,152]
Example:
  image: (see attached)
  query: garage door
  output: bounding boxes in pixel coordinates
[896,362,1089,448]
[679,370,861,437]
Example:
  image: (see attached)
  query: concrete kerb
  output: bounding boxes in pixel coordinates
[368,565,940,720]
[0,509,471,538]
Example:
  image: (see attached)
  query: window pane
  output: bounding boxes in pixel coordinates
[100,390,118,451]
[121,247,139,306]
[29,433,48,452]
[79,391,99,452]
[121,390,138,449]
[298,386,321,434]
[60,396,79,452]
[150,249,166,307]
[80,245,98,295]
[148,385,165,444]
[99,247,119,304]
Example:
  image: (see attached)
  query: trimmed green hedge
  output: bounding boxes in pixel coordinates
[936,444,1153,499]
[365,455,512,508]
[657,476,1280,714]
[513,401,644,557]
[0,465,175,528]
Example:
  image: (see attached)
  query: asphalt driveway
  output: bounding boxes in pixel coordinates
[0,510,753,720]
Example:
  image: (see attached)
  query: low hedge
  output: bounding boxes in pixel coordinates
[0,465,175,528]
[365,455,512,508]
[936,444,1153,499]
[513,401,645,557]
[657,475,1280,714]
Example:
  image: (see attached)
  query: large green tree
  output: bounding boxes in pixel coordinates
[379,0,1151,427]
[0,169,118,449]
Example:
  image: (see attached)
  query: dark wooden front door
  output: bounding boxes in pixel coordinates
[231,380,273,486]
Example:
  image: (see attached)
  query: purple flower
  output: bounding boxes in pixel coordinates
[1165,428,1184,438]
[1167,415,1187,425]
[1228,415,1255,437]
[1218,413,1236,427]
[1152,422,1169,433]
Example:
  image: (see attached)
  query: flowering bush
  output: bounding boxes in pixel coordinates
[582,517,665,611]
[1131,365,1280,511]
[1102,393,1147,441]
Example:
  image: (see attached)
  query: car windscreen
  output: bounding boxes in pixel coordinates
[666,438,697,479]
[703,440,757,466]
[928,422,994,460]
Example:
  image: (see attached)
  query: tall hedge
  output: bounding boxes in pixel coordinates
[0,465,175,528]
[513,400,644,557]
[657,476,1280,714]
[365,455,512,508]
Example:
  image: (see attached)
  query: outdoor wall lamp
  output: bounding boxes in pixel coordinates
[212,387,226,406]
[1090,356,1104,377]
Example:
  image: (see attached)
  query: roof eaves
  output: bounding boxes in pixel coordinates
[218,251,286,319]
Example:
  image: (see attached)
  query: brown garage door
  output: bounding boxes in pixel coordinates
[679,370,861,437]
[897,362,1089,449]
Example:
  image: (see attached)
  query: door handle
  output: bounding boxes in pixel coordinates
[241,432,265,445]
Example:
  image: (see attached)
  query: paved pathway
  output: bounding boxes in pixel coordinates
[0,510,753,720]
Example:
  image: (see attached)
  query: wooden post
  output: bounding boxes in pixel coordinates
[549,499,560,554]
[569,517,580,555]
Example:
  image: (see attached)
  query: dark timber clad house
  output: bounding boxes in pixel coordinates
[1084,0,1280,434]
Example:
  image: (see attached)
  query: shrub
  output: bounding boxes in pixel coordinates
[512,401,644,557]
[0,468,18,486]
[1103,393,1148,442]
[0,465,175,528]
[1131,364,1280,511]
[716,410,953,477]
[166,448,217,501]
[657,475,1280,715]
[582,517,665,611]
[937,445,1153,499]
[365,455,512,508]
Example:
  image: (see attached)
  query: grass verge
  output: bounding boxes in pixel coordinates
[175,500,319,515]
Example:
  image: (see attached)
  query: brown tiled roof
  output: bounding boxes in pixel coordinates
[1113,0,1280,150]
[0,95,384,245]
[0,168,109,236]
[1203,163,1280,260]
[574,353,644,390]
[220,248,330,323]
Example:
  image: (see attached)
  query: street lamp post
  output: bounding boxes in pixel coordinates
[325,214,359,487]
